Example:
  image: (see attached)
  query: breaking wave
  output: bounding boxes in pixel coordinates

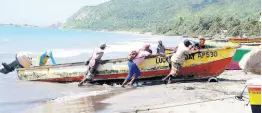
[13,36,178,59]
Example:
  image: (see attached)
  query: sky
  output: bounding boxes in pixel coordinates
[0,0,108,26]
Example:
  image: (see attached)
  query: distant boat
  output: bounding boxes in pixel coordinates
[16,39,239,83]
[226,46,259,70]
[227,37,261,43]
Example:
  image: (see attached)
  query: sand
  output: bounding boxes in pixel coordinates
[98,70,259,113]
[25,70,260,113]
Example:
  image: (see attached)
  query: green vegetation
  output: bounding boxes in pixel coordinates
[63,0,261,37]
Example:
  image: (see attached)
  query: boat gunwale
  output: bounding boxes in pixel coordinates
[17,46,239,71]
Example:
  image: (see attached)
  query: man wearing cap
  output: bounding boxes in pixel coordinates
[157,40,166,54]
[78,43,107,86]
[38,50,56,66]
[121,45,161,88]
[143,44,153,54]
[162,39,199,84]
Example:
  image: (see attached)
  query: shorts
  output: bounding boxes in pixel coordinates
[125,60,141,81]
[171,62,182,76]
[85,61,99,80]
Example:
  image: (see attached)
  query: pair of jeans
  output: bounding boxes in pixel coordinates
[125,60,141,81]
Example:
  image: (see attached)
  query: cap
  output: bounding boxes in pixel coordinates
[145,44,150,49]
[183,39,192,47]
[100,43,107,48]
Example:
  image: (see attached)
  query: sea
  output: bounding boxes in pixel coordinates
[0,25,182,113]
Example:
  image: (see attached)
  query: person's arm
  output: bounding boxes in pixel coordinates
[189,47,200,54]
[95,52,104,60]
[50,53,56,65]
[147,54,160,58]
[149,49,153,54]
[157,47,160,54]
[145,51,162,58]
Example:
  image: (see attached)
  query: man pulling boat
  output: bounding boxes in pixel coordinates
[157,40,166,54]
[121,44,162,87]
[162,39,200,84]
[78,43,107,86]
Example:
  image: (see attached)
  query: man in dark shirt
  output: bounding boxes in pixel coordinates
[157,40,166,54]
[194,38,206,49]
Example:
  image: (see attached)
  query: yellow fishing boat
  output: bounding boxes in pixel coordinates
[16,39,239,83]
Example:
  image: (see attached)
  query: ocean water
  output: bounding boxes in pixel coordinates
[0,25,182,113]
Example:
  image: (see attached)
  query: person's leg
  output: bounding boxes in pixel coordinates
[121,61,134,87]
[128,65,140,86]
[91,61,100,74]
[82,61,100,84]
[167,63,181,84]
[78,67,92,86]
[162,62,180,84]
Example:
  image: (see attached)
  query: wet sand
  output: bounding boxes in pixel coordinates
[100,70,259,113]
[24,84,132,113]
[25,70,259,113]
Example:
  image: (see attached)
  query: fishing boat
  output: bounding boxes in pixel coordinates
[16,40,239,83]
[226,46,259,70]
[227,37,261,43]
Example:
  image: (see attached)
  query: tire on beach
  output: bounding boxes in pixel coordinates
[208,77,218,82]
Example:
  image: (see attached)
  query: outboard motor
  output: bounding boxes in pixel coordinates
[0,52,32,74]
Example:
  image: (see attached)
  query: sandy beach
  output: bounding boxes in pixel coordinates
[25,70,259,113]
[99,70,258,113]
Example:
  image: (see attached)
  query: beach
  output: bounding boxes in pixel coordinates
[0,25,183,113]
[25,70,259,113]
[0,25,260,113]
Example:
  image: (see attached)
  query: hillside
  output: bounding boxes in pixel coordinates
[63,0,261,37]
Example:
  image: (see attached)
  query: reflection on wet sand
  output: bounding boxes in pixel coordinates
[26,94,109,113]
[25,87,131,113]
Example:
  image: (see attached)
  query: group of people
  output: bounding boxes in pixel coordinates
[0,38,207,87]
[121,38,207,87]
[78,38,207,87]
[78,41,163,86]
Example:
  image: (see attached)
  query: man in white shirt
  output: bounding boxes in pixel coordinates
[162,39,199,84]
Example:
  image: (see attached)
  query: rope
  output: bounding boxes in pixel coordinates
[235,85,248,101]
[132,84,250,113]
[133,96,235,113]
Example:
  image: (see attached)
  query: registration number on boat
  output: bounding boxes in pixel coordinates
[197,51,218,58]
